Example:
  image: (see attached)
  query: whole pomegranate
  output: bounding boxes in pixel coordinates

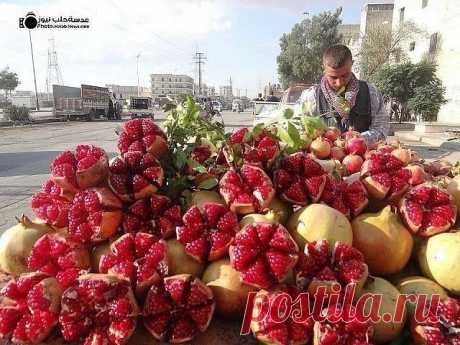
[0,216,51,276]
[202,259,255,319]
[411,297,460,344]
[295,240,368,296]
[310,137,331,159]
[447,175,460,216]
[143,274,215,343]
[239,197,292,227]
[324,127,341,142]
[399,183,456,237]
[287,204,353,250]
[396,276,448,316]
[0,272,62,344]
[357,277,406,343]
[345,137,367,156]
[343,154,364,174]
[418,231,460,295]
[343,130,361,140]
[250,285,314,345]
[330,146,346,161]
[351,206,413,275]
[190,190,225,209]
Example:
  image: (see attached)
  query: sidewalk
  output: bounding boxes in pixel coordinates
[0,109,63,127]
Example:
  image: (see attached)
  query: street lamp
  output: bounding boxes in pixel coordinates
[28,30,40,110]
[136,53,141,97]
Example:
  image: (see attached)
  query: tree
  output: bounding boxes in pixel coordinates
[358,21,425,81]
[277,8,343,88]
[374,60,446,122]
[0,67,20,98]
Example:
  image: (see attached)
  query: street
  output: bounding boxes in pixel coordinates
[0,110,457,231]
[0,110,253,229]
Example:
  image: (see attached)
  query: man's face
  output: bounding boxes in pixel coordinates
[323,60,353,92]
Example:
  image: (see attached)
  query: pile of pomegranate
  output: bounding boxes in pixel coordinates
[1,113,460,345]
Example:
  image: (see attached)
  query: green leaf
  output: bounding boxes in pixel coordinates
[174,150,187,170]
[243,130,253,143]
[283,108,294,119]
[277,127,294,147]
[253,122,265,136]
[198,178,219,190]
[186,159,207,173]
[287,122,301,147]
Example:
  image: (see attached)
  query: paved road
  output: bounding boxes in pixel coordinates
[0,111,253,229]
[1,110,458,231]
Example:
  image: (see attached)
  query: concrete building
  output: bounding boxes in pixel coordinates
[106,84,151,100]
[338,24,361,67]
[263,83,283,99]
[150,74,194,98]
[194,83,216,97]
[360,3,394,36]
[219,85,233,100]
[392,0,460,123]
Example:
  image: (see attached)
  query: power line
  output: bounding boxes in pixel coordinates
[193,51,206,96]
[46,38,63,98]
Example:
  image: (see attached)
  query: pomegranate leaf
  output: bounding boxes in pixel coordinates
[197,178,218,190]
[186,159,207,174]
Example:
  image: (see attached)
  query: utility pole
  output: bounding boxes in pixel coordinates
[46,38,63,100]
[136,53,141,96]
[193,51,206,96]
[229,76,233,98]
[28,30,39,111]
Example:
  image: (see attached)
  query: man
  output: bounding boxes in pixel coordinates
[255,93,264,101]
[266,91,280,102]
[298,44,389,146]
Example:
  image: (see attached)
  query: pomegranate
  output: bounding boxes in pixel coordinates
[239,197,292,228]
[351,206,413,275]
[26,230,90,288]
[343,130,360,140]
[108,152,164,203]
[99,232,168,297]
[330,146,346,161]
[59,273,139,345]
[0,216,51,276]
[219,164,275,214]
[250,286,314,345]
[320,175,368,218]
[295,240,368,296]
[0,272,62,344]
[287,204,353,250]
[406,164,426,185]
[50,144,108,193]
[424,159,452,177]
[399,183,456,237]
[117,118,167,157]
[324,127,340,142]
[165,239,205,277]
[31,180,72,227]
[396,276,448,316]
[418,231,460,295]
[190,190,225,209]
[229,223,299,289]
[447,175,460,216]
[202,258,255,319]
[274,152,327,205]
[411,297,460,344]
[122,195,182,238]
[360,152,411,201]
[239,211,279,228]
[345,137,367,156]
[310,137,331,159]
[143,274,215,343]
[224,127,280,170]
[177,202,239,263]
[343,154,364,174]
[334,138,346,149]
[313,304,374,345]
[356,277,405,343]
[90,240,111,272]
[391,147,412,165]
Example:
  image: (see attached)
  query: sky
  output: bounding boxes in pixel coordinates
[0,0,394,97]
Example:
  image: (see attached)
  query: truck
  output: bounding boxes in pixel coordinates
[53,84,120,121]
[126,96,154,119]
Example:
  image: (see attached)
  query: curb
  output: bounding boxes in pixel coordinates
[0,117,66,128]
[395,131,460,150]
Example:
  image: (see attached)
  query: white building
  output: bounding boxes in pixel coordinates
[219,85,233,100]
[106,84,151,100]
[392,0,460,123]
[150,74,194,98]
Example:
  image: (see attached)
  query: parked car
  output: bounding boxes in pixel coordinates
[232,99,243,112]
[211,101,222,112]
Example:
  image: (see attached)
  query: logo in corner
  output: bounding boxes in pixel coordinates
[19,12,38,29]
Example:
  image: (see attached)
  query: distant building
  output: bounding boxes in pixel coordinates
[219,85,233,100]
[392,0,460,123]
[150,74,194,98]
[360,3,394,36]
[339,24,360,46]
[263,83,283,99]
[106,84,151,101]
[194,84,216,97]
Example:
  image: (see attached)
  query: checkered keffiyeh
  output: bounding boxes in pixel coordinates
[320,73,360,120]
